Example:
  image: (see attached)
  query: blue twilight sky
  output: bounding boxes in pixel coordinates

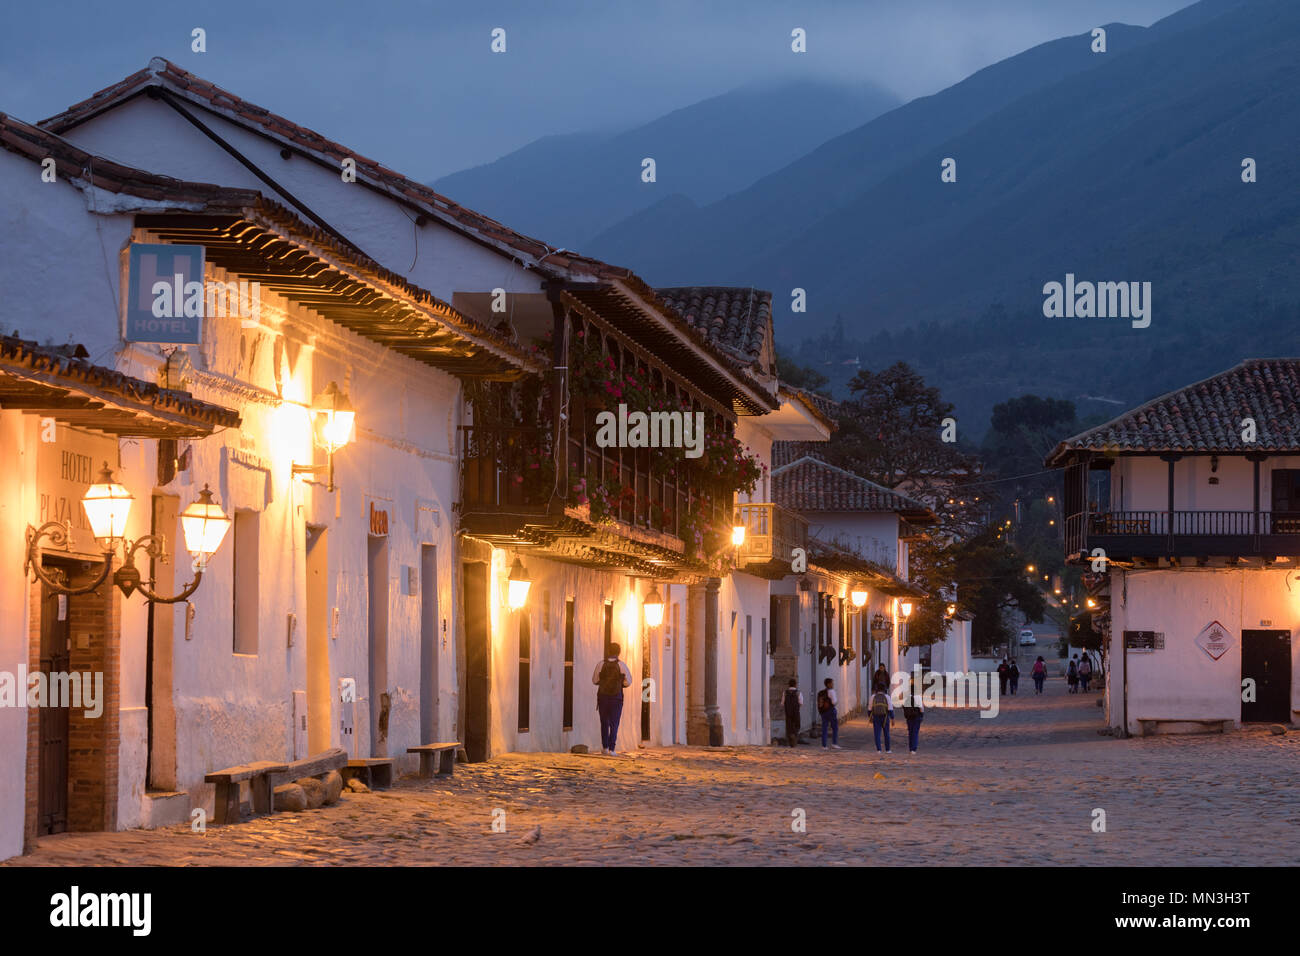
[1,0,1190,182]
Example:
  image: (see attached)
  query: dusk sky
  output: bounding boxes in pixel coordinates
[3,0,1191,181]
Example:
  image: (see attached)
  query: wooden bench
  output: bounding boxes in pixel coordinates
[342,757,393,790]
[407,741,463,778]
[268,747,348,789]
[204,760,288,825]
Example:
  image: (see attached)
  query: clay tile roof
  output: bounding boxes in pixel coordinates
[0,334,240,436]
[772,455,931,516]
[37,59,776,412]
[1045,358,1300,466]
[654,287,771,370]
[0,112,540,377]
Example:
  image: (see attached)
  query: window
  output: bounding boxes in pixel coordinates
[517,614,530,733]
[232,511,259,655]
[1272,469,1300,513]
[563,599,575,731]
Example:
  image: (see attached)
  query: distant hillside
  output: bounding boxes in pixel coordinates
[432,79,899,249]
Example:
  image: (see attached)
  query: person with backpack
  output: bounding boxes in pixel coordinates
[817,678,841,749]
[996,658,1010,696]
[591,643,633,755]
[1078,654,1094,692]
[783,678,803,747]
[873,664,889,691]
[869,681,894,754]
[901,678,924,755]
[1008,659,1020,695]
[1066,656,1078,694]
[1031,656,1047,694]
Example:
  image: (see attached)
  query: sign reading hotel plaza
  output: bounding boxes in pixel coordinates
[125,243,205,344]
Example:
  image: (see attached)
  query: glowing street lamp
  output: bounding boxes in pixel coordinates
[850,587,868,609]
[899,600,914,619]
[293,381,356,492]
[26,464,230,602]
[731,524,746,548]
[506,557,531,610]
[643,584,665,628]
[179,485,233,570]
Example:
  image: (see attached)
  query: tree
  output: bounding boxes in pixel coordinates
[774,347,829,393]
[948,527,1047,654]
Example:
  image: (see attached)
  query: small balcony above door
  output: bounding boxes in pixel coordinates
[734,502,808,578]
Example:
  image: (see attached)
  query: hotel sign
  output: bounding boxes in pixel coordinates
[1194,621,1234,661]
[36,425,120,556]
[125,243,205,344]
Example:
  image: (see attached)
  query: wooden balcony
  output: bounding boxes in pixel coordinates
[1066,510,1300,562]
[458,424,727,576]
[734,502,808,578]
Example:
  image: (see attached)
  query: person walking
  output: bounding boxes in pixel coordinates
[783,678,803,747]
[817,678,841,749]
[592,643,633,755]
[902,679,924,755]
[1078,654,1093,693]
[869,682,894,753]
[873,663,889,692]
[1031,656,1047,694]
[1008,659,1020,695]
[1066,656,1078,694]
[996,658,1010,696]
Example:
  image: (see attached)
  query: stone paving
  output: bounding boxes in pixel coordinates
[7,678,1299,866]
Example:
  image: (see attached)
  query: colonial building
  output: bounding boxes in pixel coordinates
[1046,359,1300,735]
[0,112,533,858]
[771,453,935,734]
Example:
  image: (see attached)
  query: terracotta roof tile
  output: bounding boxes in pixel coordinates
[773,454,930,515]
[654,287,771,370]
[1046,358,1300,464]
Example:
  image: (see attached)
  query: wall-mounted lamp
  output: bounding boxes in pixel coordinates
[643,584,665,628]
[292,381,355,492]
[506,556,531,610]
[849,587,868,610]
[25,464,230,602]
[946,603,957,617]
[1086,597,1097,609]
[899,600,914,619]
[731,524,746,548]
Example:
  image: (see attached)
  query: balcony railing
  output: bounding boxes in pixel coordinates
[734,502,808,564]
[1066,510,1300,558]
[460,423,727,542]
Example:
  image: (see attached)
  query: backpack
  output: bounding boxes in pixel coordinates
[784,688,801,716]
[598,660,624,696]
[816,689,831,713]
[871,691,890,718]
[1032,661,1045,676]
[1079,659,1092,676]
[1067,661,1077,679]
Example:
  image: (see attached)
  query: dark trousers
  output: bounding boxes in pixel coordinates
[821,708,838,746]
[597,693,624,751]
[785,712,800,746]
[1080,675,1091,692]
[872,715,891,752]
[998,677,1008,695]
[1033,674,1045,693]
[1009,677,1019,695]
[905,713,922,752]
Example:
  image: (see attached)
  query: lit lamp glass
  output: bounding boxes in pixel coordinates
[946,604,957,617]
[179,485,232,569]
[850,588,868,609]
[643,585,665,628]
[313,381,355,452]
[731,525,746,548]
[82,464,133,547]
[506,557,531,610]
[899,600,914,619]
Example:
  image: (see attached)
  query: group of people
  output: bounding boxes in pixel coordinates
[996,657,1020,695]
[782,668,924,756]
[1066,654,1094,693]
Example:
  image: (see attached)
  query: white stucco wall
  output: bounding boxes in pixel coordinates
[0,411,34,860]
[1108,567,1299,734]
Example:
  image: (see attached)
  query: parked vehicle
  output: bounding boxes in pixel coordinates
[1018,627,1037,646]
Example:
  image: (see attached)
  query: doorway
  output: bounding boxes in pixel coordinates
[1241,629,1291,723]
[419,545,439,744]
[463,561,490,762]
[367,535,389,757]
[305,526,330,755]
[38,575,71,835]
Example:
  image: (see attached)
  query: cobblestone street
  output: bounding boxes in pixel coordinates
[8,679,1299,866]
